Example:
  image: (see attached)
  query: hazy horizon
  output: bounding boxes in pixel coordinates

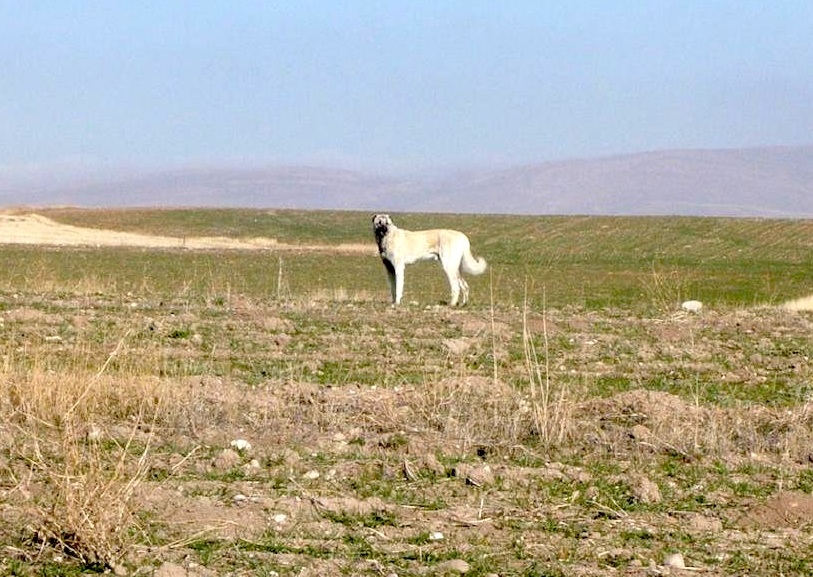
[3,145,813,218]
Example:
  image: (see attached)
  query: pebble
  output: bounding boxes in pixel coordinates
[663,552,685,568]
[681,300,703,312]
[436,559,470,574]
[230,439,252,452]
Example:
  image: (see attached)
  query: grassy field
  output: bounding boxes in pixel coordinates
[2,208,813,576]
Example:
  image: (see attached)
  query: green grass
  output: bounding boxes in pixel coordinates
[21,208,813,310]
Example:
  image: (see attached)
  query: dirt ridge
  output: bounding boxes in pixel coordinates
[0,212,372,254]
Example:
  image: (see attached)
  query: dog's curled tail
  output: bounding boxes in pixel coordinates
[461,249,487,276]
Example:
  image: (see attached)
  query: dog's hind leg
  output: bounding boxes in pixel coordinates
[458,277,470,306]
[442,261,462,306]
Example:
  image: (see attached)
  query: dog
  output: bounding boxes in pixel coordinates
[372,214,487,306]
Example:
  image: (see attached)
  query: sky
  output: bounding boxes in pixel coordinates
[1,1,812,177]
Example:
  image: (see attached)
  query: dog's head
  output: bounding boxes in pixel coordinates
[372,213,393,236]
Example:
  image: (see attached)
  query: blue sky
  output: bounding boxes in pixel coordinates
[2,1,812,174]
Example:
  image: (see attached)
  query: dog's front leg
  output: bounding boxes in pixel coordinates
[381,258,398,304]
[393,262,406,305]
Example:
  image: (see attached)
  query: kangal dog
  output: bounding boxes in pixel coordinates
[372,214,487,306]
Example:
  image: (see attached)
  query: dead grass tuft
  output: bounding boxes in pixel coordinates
[0,338,191,569]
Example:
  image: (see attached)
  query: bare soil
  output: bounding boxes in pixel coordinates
[0,212,372,254]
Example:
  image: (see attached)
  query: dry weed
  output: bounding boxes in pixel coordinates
[0,338,186,569]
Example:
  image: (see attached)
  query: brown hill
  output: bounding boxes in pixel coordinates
[426,147,813,216]
[2,146,812,216]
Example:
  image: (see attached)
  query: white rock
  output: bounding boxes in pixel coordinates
[429,531,444,541]
[303,469,320,480]
[230,439,252,452]
[681,300,703,312]
[663,552,685,568]
[272,513,288,524]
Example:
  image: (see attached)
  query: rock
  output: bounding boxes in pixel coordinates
[154,562,188,577]
[230,439,252,452]
[688,513,722,532]
[85,423,103,441]
[436,559,470,574]
[453,463,494,487]
[443,338,472,355]
[212,448,241,471]
[663,552,685,568]
[272,333,292,347]
[681,300,703,312]
[631,475,662,504]
[629,424,651,441]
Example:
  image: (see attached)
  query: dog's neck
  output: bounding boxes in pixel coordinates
[374,222,395,256]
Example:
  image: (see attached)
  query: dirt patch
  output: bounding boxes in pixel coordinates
[736,491,813,530]
[0,212,373,254]
[782,295,813,311]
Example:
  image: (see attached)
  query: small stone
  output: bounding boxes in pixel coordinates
[230,439,252,452]
[212,449,241,471]
[86,424,103,441]
[443,338,471,355]
[303,469,320,480]
[154,561,188,577]
[243,459,261,472]
[663,552,685,569]
[437,559,470,574]
[629,424,651,441]
[681,300,703,312]
[453,463,494,487]
[631,475,662,504]
[688,513,723,532]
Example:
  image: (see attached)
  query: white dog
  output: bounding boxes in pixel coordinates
[372,214,487,306]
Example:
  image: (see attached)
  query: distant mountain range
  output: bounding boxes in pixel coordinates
[2,146,813,217]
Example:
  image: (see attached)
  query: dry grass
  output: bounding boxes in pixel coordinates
[3,288,813,575]
[0,335,206,569]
